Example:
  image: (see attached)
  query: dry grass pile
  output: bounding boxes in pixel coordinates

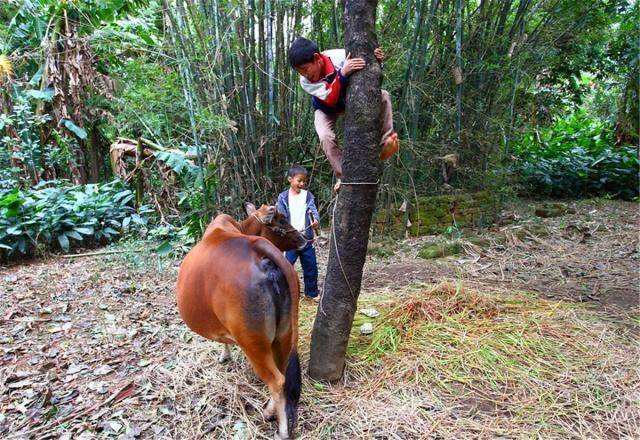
[147,282,639,439]
[387,282,498,323]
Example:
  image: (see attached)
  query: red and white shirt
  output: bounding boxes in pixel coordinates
[299,49,347,114]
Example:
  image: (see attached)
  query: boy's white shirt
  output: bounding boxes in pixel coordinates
[299,49,346,101]
[288,189,308,232]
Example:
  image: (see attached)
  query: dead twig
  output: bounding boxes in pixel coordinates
[61,248,147,259]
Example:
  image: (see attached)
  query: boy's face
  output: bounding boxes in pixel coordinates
[294,53,324,82]
[288,174,307,193]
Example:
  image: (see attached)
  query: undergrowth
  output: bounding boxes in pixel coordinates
[148,277,638,439]
[0,180,151,260]
[513,110,639,200]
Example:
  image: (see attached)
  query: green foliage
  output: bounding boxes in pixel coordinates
[374,191,504,237]
[91,1,160,59]
[417,241,462,259]
[5,0,149,45]
[147,223,196,259]
[1,91,79,187]
[109,59,187,142]
[1,96,50,183]
[61,118,88,140]
[513,110,639,200]
[0,180,151,259]
[2,0,634,246]
[23,88,54,101]
[153,146,198,175]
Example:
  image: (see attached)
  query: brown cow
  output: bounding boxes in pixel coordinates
[176,203,307,439]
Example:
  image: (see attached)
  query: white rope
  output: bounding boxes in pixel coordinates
[318,179,379,316]
[252,212,266,224]
[339,181,380,185]
[254,211,311,231]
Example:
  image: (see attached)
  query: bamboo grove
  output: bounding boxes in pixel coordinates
[1,0,636,228]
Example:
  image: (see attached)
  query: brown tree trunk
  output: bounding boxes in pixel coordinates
[308,0,382,382]
[86,124,102,183]
[135,137,144,208]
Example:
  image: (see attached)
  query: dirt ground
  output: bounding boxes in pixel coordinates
[1,198,638,439]
[360,199,639,313]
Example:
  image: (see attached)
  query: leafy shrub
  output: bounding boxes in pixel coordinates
[513,111,639,200]
[1,92,79,187]
[147,224,196,258]
[0,180,151,260]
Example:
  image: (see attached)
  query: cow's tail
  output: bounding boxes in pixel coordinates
[251,238,301,433]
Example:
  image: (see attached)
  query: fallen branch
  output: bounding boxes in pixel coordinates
[114,137,197,159]
[61,248,147,259]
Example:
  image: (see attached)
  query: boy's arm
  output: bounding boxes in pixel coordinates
[276,193,288,219]
[307,193,320,222]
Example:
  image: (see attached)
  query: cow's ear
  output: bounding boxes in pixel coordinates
[245,203,256,215]
[263,206,276,223]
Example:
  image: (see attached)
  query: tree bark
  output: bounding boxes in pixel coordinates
[133,137,144,208]
[308,0,382,382]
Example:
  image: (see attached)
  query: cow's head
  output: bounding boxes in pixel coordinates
[245,203,307,251]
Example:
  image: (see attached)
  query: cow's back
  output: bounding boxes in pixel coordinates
[176,228,256,341]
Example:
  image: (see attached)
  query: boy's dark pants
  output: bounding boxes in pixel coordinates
[285,243,318,298]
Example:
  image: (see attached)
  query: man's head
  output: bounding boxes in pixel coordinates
[287,164,308,194]
[288,37,324,82]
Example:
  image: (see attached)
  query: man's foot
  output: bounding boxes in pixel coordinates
[380,132,399,161]
[333,179,341,193]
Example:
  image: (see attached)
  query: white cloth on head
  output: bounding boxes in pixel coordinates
[288,189,308,232]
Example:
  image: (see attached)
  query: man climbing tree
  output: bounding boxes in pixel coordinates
[308,0,384,381]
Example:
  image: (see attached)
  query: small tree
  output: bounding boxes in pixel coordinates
[308,0,382,382]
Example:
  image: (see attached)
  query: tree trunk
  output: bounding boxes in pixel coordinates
[308,0,382,382]
[85,124,103,183]
[135,137,144,208]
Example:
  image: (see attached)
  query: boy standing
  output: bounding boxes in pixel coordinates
[276,165,320,301]
[288,37,399,186]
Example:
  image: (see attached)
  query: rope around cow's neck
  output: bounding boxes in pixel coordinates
[253,212,314,233]
[252,212,267,224]
[319,180,379,317]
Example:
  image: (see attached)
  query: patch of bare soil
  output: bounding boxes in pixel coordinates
[0,199,637,439]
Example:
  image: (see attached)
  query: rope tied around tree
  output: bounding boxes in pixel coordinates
[318,180,379,317]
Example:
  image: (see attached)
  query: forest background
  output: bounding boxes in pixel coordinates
[0,0,637,259]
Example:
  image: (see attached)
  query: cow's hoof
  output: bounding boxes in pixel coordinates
[217,346,231,363]
[263,406,276,422]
